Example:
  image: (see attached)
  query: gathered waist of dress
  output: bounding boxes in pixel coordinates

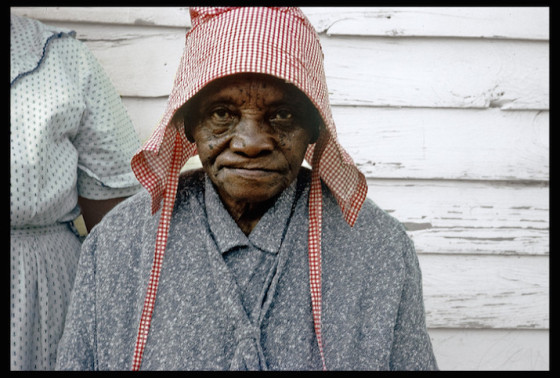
[11,222,73,236]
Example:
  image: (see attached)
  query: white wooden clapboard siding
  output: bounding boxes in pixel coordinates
[40,28,551,111]
[13,7,549,39]
[18,9,549,111]
[367,179,548,256]
[11,7,192,28]
[301,7,550,40]
[419,254,548,329]
[322,37,548,111]
[335,107,548,181]
[10,7,549,371]
[429,329,549,371]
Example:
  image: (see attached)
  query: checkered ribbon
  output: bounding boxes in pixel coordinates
[130,7,367,370]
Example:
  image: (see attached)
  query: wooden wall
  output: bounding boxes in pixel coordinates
[11,7,549,370]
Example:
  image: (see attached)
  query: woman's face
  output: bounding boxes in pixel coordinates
[184,73,319,213]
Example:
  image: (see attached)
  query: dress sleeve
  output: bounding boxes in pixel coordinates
[390,233,439,370]
[71,39,141,200]
[55,229,98,370]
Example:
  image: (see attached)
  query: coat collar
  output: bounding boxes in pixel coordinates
[204,174,297,256]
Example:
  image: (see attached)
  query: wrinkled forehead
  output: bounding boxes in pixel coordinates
[178,73,319,117]
[195,73,304,101]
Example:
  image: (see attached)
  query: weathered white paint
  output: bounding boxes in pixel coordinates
[11,12,548,110]
[429,328,549,370]
[10,6,549,371]
[12,7,549,41]
[85,35,184,98]
[420,254,548,329]
[321,37,548,110]
[122,97,168,143]
[335,107,549,181]
[302,7,549,40]
[10,7,191,27]
[368,179,549,256]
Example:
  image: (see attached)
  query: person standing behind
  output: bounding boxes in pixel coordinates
[10,13,142,370]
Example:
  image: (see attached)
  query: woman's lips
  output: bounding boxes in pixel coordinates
[223,166,280,178]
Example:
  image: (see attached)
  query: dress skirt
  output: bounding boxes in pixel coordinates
[11,224,81,370]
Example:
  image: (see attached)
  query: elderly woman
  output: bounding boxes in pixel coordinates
[56,7,437,370]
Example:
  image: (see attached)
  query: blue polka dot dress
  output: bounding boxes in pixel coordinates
[10,14,142,370]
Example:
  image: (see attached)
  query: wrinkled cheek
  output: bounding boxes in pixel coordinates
[289,146,309,171]
[199,156,220,185]
[196,135,227,171]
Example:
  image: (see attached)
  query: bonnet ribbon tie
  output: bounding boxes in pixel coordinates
[309,134,328,371]
[131,135,184,370]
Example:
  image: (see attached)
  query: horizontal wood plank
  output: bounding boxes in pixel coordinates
[12,7,549,40]
[428,328,549,370]
[334,106,549,181]
[302,7,549,40]
[87,34,185,99]
[10,7,191,27]
[321,37,549,110]
[420,254,548,329]
[367,179,548,256]
[123,97,168,143]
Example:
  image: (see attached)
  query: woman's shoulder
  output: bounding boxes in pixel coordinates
[92,169,205,234]
[322,182,410,249]
[86,188,153,242]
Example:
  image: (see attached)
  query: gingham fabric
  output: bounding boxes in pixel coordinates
[130,7,368,371]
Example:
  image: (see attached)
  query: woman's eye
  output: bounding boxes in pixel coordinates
[211,108,232,121]
[271,109,293,122]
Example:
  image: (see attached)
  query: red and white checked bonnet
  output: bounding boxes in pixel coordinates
[130,7,367,370]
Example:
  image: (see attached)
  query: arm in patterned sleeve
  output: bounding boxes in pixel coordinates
[70,38,141,201]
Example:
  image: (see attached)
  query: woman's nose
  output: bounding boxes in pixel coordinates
[230,117,274,157]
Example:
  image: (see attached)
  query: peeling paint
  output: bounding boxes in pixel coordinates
[443,236,516,241]
[404,222,433,231]
[134,18,156,26]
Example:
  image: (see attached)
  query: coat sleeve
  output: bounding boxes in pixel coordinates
[390,233,438,370]
[55,230,99,370]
